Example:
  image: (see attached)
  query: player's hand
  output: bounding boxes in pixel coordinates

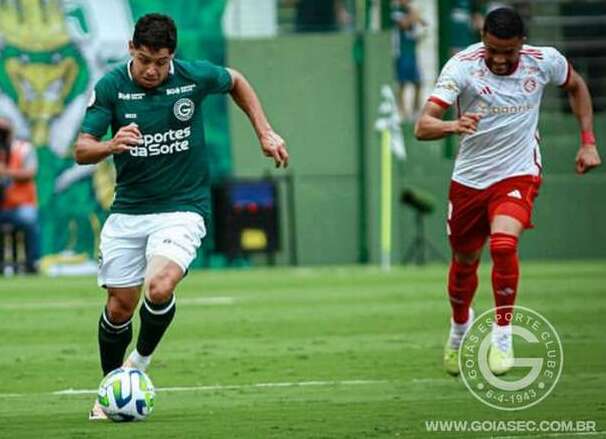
[108,123,142,154]
[453,113,481,135]
[575,144,601,174]
[260,130,289,168]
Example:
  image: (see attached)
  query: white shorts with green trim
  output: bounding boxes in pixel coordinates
[97,212,206,288]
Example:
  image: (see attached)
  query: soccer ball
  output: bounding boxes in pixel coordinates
[96,367,155,422]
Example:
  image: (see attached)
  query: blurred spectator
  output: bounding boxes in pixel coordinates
[284,0,351,33]
[391,0,427,121]
[449,0,487,54]
[0,117,41,273]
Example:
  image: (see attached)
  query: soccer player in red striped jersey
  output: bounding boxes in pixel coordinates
[415,8,601,376]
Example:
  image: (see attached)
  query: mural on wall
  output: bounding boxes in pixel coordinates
[0,0,229,265]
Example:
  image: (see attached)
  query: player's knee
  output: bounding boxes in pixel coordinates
[106,296,136,323]
[147,273,176,304]
[489,233,518,261]
[453,250,481,266]
[453,258,479,274]
[450,257,479,285]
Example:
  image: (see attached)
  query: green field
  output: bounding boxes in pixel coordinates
[0,261,605,438]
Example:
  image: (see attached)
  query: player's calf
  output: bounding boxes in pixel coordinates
[488,233,518,375]
[98,307,133,376]
[444,255,480,375]
[448,257,480,324]
[133,257,181,365]
[137,293,176,355]
[490,233,519,325]
[122,293,175,373]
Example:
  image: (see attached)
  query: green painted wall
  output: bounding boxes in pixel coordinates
[227,32,606,265]
[227,34,360,265]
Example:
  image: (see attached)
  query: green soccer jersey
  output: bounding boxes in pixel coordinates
[81,59,233,220]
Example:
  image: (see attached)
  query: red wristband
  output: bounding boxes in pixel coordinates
[581,131,596,145]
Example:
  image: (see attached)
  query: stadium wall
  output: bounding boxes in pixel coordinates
[227,34,361,265]
[227,32,606,265]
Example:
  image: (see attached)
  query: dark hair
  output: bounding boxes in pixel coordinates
[133,13,177,53]
[483,8,526,39]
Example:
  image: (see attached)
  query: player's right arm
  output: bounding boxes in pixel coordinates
[74,75,142,164]
[414,55,481,140]
[415,102,480,140]
[75,125,141,165]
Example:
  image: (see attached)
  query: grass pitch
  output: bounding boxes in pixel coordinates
[0,261,604,438]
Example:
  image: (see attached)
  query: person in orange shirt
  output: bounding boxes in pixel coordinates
[0,117,40,273]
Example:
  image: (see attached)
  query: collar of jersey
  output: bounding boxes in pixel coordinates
[126,59,175,83]
[483,57,522,78]
[482,45,522,77]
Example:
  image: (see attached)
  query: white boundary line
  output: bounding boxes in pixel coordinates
[0,296,235,310]
[0,379,387,398]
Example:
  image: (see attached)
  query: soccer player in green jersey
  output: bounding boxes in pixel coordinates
[75,13,289,420]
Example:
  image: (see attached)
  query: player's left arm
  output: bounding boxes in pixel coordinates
[562,69,601,174]
[226,68,289,168]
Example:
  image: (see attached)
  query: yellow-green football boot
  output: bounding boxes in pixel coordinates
[443,309,475,376]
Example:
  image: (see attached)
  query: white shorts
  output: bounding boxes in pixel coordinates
[98,212,206,288]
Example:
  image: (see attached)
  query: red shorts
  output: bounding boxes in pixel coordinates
[447,175,542,253]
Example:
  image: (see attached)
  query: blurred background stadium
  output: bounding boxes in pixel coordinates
[0,1,605,437]
[0,0,604,274]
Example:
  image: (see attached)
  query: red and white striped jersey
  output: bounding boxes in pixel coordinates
[429,43,571,189]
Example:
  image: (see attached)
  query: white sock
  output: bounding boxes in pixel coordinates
[492,323,512,352]
[449,309,474,349]
[127,349,152,371]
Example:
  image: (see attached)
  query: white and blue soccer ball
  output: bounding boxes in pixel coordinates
[97,367,155,422]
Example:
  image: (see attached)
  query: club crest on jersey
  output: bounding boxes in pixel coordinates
[174,98,195,121]
[522,77,538,94]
